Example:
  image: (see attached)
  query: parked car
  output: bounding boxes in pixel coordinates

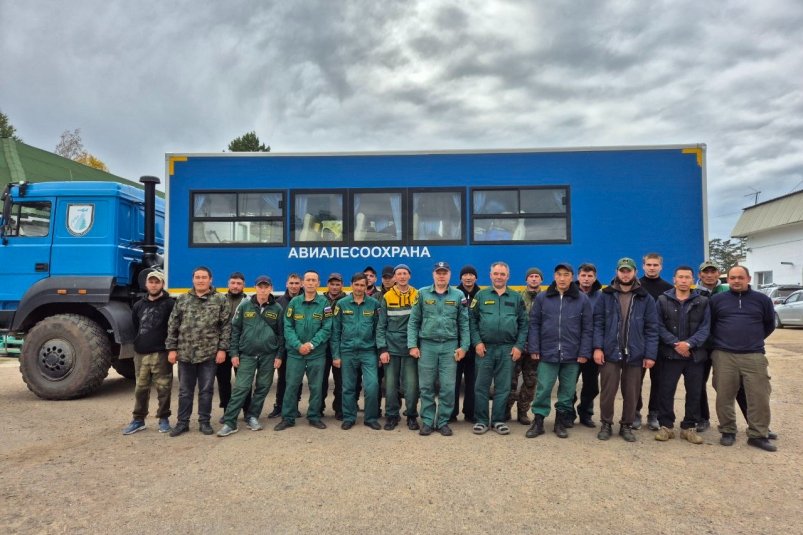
[762,285,803,305]
[774,290,803,328]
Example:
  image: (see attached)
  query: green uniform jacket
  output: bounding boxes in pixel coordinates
[469,287,529,349]
[331,294,380,360]
[376,286,418,355]
[283,293,333,359]
[165,288,231,364]
[407,285,470,351]
[230,294,285,359]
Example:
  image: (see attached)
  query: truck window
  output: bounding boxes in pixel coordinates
[191,191,284,246]
[7,202,52,237]
[352,191,403,242]
[411,190,463,242]
[471,187,570,243]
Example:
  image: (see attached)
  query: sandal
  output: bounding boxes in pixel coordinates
[492,422,510,435]
[472,422,488,435]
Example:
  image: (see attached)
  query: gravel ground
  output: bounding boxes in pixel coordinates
[1,329,802,534]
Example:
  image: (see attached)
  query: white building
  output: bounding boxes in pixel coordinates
[732,190,803,286]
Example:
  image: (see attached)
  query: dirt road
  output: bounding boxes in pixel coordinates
[2,329,801,534]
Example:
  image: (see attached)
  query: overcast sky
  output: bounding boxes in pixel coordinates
[2,0,801,239]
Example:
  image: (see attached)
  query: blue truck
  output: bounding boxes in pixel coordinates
[1,145,706,399]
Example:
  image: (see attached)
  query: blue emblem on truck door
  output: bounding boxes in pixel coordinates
[67,204,94,236]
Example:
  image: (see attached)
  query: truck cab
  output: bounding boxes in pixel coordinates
[0,178,164,399]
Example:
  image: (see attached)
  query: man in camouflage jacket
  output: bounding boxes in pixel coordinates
[166,266,231,437]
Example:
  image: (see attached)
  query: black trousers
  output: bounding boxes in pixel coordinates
[636,361,661,416]
[273,358,302,409]
[657,358,704,429]
[572,359,600,418]
[321,352,343,415]
[216,356,251,415]
[451,349,476,420]
[178,359,216,425]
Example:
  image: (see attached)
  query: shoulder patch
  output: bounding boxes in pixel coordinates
[470,298,478,308]
[286,307,293,318]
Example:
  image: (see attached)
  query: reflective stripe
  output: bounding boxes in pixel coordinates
[387,309,412,317]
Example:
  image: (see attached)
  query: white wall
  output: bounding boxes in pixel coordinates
[743,222,803,285]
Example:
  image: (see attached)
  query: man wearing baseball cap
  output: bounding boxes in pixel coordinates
[218,276,285,437]
[407,261,470,436]
[593,257,659,442]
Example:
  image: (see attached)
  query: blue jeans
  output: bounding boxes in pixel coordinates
[177,359,217,425]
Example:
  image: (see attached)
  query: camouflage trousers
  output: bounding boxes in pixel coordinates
[132,351,173,420]
[507,354,538,414]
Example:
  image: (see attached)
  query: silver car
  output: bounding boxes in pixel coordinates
[774,290,803,328]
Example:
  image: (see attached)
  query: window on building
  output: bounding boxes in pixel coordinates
[6,202,52,237]
[755,271,773,287]
[471,187,569,243]
[292,191,344,243]
[410,190,463,242]
[191,191,284,246]
[352,191,403,242]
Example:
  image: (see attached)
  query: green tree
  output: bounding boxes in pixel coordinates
[1,110,22,141]
[708,238,746,272]
[228,131,270,152]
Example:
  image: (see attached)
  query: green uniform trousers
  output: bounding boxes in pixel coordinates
[712,350,772,438]
[384,354,419,419]
[474,344,514,425]
[223,353,275,427]
[342,350,380,424]
[282,355,325,424]
[531,361,581,418]
[418,340,458,429]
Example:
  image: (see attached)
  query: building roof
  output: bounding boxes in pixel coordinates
[0,138,137,186]
[731,189,803,237]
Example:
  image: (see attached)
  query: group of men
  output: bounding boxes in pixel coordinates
[122,253,778,452]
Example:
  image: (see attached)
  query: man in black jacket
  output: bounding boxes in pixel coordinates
[654,266,710,445]
[122,270,175,435]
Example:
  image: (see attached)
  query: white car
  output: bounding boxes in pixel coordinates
[774,290,803,328]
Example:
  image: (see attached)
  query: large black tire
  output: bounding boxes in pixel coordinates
[20,314,111,400]
[111,358,136,380]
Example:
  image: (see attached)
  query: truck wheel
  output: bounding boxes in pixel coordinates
[20,314,111,400]
[111,358,136,379]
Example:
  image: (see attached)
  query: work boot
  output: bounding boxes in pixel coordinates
[597,422,612,441]
[199,422,214,435]
[647,412,660,431]
[169,422,189,437]
[384,417,399,431]
[619,424,636,442]
[655,426,675,441]
[267,406,282,419]
[407,417,420,431]
[560,412,574,429]
[525,415,545,438]
[273,420,294,431]
[579,414,596,428]
[747,437,777,452]
[767,429,778,440]
[517,410,531,425]
[553,417,568,439]
[680,428,704,444]
[720,432,736,446]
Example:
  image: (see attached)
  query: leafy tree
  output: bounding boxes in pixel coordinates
[55,128,109,171]
[228,131,270,152]
[1,110,22,141]
[708,238,746,272]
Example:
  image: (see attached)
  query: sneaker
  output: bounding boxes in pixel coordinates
[267,406,282,419]
[384,417,399,431]
[632,413,642,430]
[199,422,214,435]
[747,437,777,452]
[680,428,704,444]
[158,418,171,433]
[170,422,189,437]
[246,417,263,431]
[647,413,660,431]
[619,424,637,442]
[696,419,710,433]
[217,424,238,437]
[655,426,675,441]
[122,420,146,435]
[597,422,612,441]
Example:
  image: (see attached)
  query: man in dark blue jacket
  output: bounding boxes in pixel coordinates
[710,265,776,452]
[593,257,659,442]
[526,263,592,439]
[654,266,710,445]
[572,263,603,427]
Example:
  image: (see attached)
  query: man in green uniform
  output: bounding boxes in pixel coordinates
[469,261,528,435]
[218,276,284,437]
[332,273,382,430]
[408,261,470,436]
[275,270,333,431]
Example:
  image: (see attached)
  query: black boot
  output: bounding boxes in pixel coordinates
[526,414,545,438]
[554,415,568,439]
[560,411,574,429]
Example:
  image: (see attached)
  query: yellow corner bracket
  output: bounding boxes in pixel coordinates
[682,147,703,167]
[168,156,188,176]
